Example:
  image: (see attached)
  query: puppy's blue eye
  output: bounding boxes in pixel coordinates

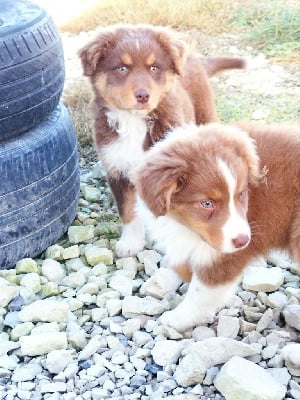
[201,200,214,209]
[149,65,159,73]
[117,65,128,74]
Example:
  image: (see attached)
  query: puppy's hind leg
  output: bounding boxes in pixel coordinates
[108,174,145,258]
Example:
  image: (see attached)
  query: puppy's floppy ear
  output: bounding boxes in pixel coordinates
[155,27,186,75]
[234,128,265,185]
[78,29,117,76]
[132,148,189,217]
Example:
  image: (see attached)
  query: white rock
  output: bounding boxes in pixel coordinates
[65,257,87,272]
[137,250,161,275]
[132,331,152,346]
[122,295,168,317]
[152,325,183,340]
[10,322,34,341]
[281,343,300,376]
[151,340,183,366]
[106,298,122,317]
[109,274,133,296]
[61,271,86,288]
[256,308,273,332]
[62,245,80,260]
[91,308,108,322]
[45,245,63,260]
[78,335,104,361]
[31,322,59,335]
[12,364,42,382]
[183,337,258,369]
[96,289,119,307]
[122,319,141,339]
[41,259,66,282]
[111,351,128,365]
[0,355,18,370]
[45,350,74,374]
[140,268,182,299]
[217,316,240,338]
[214,356,286,400]
[0,340,19,356]
[68,225,95,244]
[19,300,69,323]
[20,332,68,356]
[268,368,291,386]
[266,292,289,308]
[192,326,216,341]
[67,328,87,350]
[0,286,19,307]
[85,245,113,266]
[15,258,38,274]
[174,353,207,386]
[116,257,138,279]
[40,382,67,393]
[19,273,41,293]
[242,266,284,292]
[283,305,300,331]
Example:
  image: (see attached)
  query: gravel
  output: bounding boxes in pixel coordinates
[1,32,299,400]
[0,155,299,400]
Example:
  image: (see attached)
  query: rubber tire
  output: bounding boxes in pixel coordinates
[0,0,65,141]
[0,103,80,269]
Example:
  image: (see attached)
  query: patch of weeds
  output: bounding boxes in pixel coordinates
[232,2,300,60]
[217,92,300,123]
[95,221,121,240]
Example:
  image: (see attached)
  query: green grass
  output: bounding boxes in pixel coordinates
[217,92,300,123]
[232,2,300,61]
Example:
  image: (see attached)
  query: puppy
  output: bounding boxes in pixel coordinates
[133,122,300,331]
[79,24,246,257]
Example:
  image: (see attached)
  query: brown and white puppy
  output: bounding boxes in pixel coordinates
[133,122,300,331]
[79,23,245,257]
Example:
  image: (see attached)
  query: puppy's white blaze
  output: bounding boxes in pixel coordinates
[136,197,220,268]
[135,39,140,51]
[217,158,251,253]
[160,274,239,331]
[101,110,147,174]
[115,214,145,257]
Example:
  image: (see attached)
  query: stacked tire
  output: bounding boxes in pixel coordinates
[0,0,80,269]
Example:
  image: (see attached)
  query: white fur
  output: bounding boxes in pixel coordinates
[115,214,145,257]
[136,197,220,269]
[160,274,239,331]
[218,158,251,253]
[100,109,147,174]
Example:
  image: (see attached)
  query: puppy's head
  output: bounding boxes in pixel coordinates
[133,123,264,254]
[78,24,186,113]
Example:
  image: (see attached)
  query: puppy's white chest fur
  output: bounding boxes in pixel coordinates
[101,109,148,174]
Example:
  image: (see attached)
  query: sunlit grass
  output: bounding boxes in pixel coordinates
[60,0,241,34]
[217,92,300,123]
[232,1,300,62]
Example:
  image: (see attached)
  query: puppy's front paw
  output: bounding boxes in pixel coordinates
[159,307,215,332]
[115,217,145,257]
[159,309,193,332]
[115,237,145,258]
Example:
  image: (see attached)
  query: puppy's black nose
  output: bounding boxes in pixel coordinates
[135,89,150,104]
[232,234,250,249]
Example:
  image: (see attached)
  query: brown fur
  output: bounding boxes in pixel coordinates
[134,122,300,286]
[79,24,246,148]
[78,24,245,254]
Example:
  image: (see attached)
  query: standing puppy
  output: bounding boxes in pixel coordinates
[79,24,245,257]
[133,122,300,331]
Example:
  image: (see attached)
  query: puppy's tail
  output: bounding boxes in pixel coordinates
[202,56,246,76]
